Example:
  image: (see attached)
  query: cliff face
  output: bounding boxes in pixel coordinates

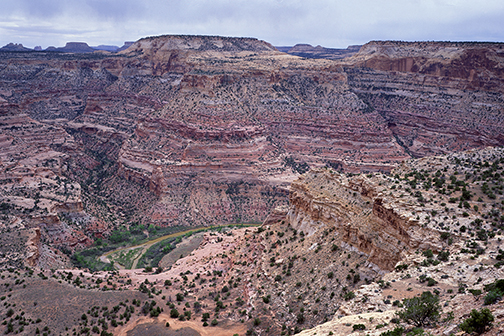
[287,169,439,271]
[344,41,504,157]
[0,108,108,267]
[1,36,504,256]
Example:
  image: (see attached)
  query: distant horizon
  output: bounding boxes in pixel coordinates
[2,34,504,52]
[2,1,504,50]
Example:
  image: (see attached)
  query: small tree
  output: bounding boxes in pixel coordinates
[459,308,494,335]
[396,291,441,327]
[170,309,179,318]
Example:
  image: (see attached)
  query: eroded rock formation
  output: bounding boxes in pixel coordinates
[287,168,440,271]
[1,36,504,267]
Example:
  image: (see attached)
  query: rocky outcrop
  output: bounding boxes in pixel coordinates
[286,168,445,271]
[1,43,31,51]
[25,227,41,266]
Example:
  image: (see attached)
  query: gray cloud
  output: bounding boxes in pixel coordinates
[1,0,503,49]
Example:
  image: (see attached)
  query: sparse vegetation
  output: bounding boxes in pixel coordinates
[397,291,441,327]
[459,308,494,335]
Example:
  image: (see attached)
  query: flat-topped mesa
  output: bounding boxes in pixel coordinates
[46,42,95,53]
[121,34,278,55]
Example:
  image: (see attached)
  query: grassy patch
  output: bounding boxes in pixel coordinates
[108,247,143,269]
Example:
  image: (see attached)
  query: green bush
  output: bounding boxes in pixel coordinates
[437,251,450,262]
[484,279,504,293]
[483,290,501,305]
[422,249,434,258]
[459,308,494,335]
[395,264,409,271]
[353,324,366,331]
[379,327,404,336]
[468,289,482,296]
[396,291,441,327]
[344,291,356,301]
[108,229,131,244]
[427,278,438,287]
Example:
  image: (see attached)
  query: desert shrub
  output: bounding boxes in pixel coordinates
[353,274,361,283]
[379,327,404,336]
[353,324,366,331]
[170,309,179,318]
[483,290,501,305]
[437,251,450,262]
[392,300,403,307]
[395,264,409,271]
[484,279,504,293]
[344,291,356,301]
[427,278,438,287]
[422,249,433,258]
[483,279,504,305]
[397,291,441,327]
[459,308,494,335]
[468,289,482,296]
[296,313,305,324]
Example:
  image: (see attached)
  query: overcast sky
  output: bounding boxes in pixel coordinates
[1,0,504,49]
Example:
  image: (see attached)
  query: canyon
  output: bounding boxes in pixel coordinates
[1,36,503,242]
[0,35,504,335]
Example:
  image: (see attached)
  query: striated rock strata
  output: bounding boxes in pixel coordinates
[1,36,504,260]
